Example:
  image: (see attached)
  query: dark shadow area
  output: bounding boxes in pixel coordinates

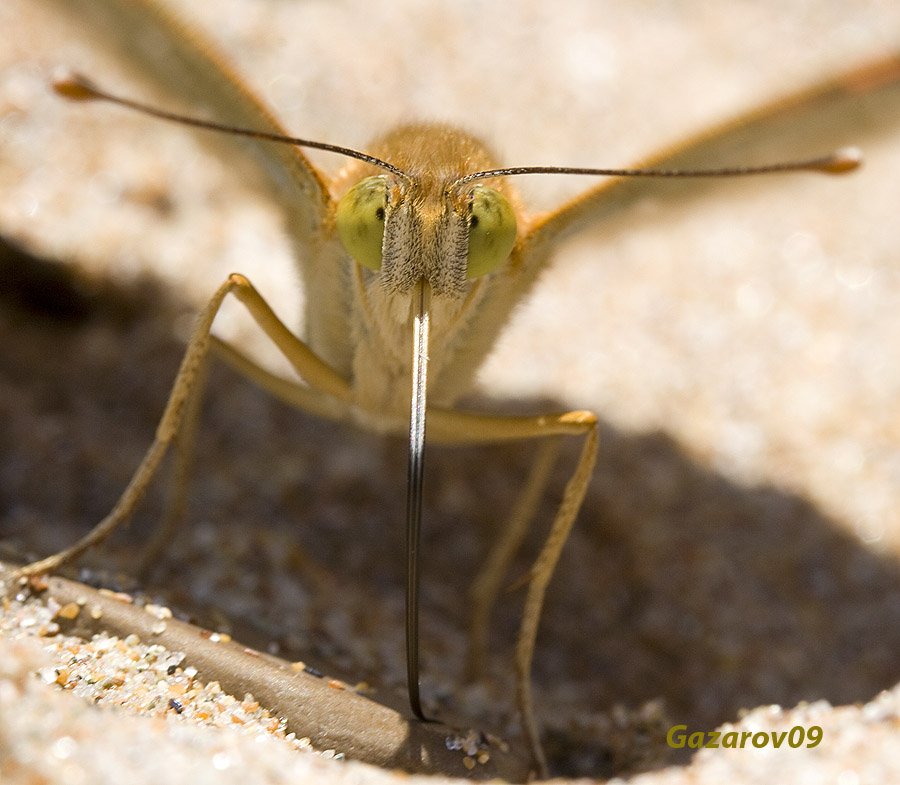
[3,245,900,779]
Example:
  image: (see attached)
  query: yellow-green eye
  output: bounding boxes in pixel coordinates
[336,175,387,271]
[466,185,517,278]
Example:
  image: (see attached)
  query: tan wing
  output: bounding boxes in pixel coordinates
[433,54,900,399]
[525,55,900,269]
[43,0,331,240]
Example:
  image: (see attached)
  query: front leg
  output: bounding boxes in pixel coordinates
[15,273,350,578]
[428,406,600,777]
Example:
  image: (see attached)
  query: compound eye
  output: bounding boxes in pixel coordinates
[466,185,517,278]
[336,176,387,271]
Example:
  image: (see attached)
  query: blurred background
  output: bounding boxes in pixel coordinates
[2,0,900,777]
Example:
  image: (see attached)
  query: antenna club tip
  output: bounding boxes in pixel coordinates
[823,146,863,174]
[50,69,101,102]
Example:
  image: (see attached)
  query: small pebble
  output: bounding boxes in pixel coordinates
[56,602,80,620]
[144,604,173,620]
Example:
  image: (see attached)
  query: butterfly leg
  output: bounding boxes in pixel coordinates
[429,407,599,778]
[465,435,562,682]
[136,336,209,573]
[15,273,351,579]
